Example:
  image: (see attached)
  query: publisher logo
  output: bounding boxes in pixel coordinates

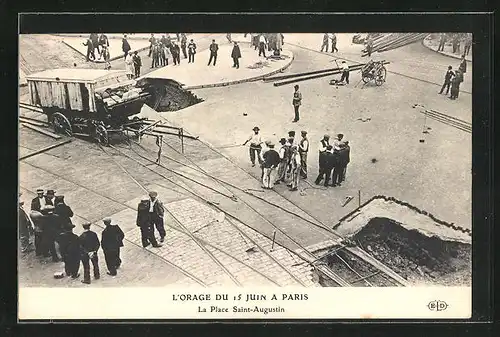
[428,300,448,312]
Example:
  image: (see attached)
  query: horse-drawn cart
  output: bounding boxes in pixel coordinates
[360,60,387,86]
[23,69,178,145]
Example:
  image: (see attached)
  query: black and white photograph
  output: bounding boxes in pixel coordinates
[17,16,479,319]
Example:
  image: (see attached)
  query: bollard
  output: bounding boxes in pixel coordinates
[270,230,277,252]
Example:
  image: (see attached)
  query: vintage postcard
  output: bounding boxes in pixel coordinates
[18,28,473,320]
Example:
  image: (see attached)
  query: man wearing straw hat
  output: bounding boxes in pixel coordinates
[242,126,263,167]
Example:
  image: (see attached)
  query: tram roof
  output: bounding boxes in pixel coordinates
[25,69,127,84]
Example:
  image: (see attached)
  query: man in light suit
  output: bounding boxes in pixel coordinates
[148,191,166,242]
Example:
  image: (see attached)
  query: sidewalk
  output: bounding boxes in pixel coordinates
[142,44,294,89]
[422,36,472,62]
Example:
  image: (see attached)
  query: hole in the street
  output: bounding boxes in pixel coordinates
[316,217,471,287]
[137,78,204,112]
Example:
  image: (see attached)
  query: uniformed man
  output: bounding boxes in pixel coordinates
[315,145,331,186]
[288,145,301,191]
[292,85,302,122]
[338,141,351,183]
[79,223,100,284]
[242,126,263,167]
[149,191,166,242]
[298,130,309,179]
[275,138,289,184]
[101,217,125,276]
[261,142,280,189]
[439,66,455,95]
[19,199,33,253]
[320,33,329,52]
[187,39,197,63]
[58,224,81,279]
[137,197,162,248]
[207,39,219,66]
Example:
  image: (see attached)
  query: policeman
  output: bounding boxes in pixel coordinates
[292,85,302,122]
[79,223,100,284]
[298,131,309,179]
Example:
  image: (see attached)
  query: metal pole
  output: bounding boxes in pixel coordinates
[358,190,361,207]
[270,230,276,251]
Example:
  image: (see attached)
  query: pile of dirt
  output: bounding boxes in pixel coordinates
[350,217,471,286]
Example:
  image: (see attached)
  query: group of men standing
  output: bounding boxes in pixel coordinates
[148,33,189,68]
[438,56,467,100]
[83,33,110,63]
[320,33,339,53]
[19,189,125,284]
[243,128,351,191]
[136,191,165,248]
[315,134,351,187]
[437,33,472,56]
[243,128,309,191]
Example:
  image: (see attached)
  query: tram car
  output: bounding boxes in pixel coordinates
[24,68,173,144]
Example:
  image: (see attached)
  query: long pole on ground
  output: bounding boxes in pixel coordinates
[358,190,361,207]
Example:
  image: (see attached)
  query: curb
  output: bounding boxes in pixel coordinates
[61,40,150,64]
[421,36,472,63]
[182,50,295,90]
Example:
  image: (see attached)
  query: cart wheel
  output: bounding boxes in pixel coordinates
[94,124,109,146]
[362,75,370,84]
[52,112,73,137]
[375,67,387,86]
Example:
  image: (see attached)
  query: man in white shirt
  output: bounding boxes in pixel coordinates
[242,126,263,167]
[333,133,346,150]
[275,138,289,184]
[318,134,330,154]
[287,146,302,191]
[148,191,166,242]
[298,130,309,179]
[340,61,350,84]
[258,34,267,57]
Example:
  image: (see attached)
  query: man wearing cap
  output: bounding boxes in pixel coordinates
[340,61,350,84]
[54,196,74,233]
[101,218,125,276]
[262,142,280,189]
[333,133,345,149]
[40,190,60,262]
[285,131,295,177]
[288,145,302,191]
[137,197,162,248]
[148,191,166,242]
[242,127,263,167]
[315,145,334,186]
[275,138,289,184]
[338,141,351,184]
[298,131,309,179]
[292,85,302,122]
[19,198,33,253]
[79,223,101,284]
[330,147,343,187]
[44,189,56,208]
[58,224,81,279]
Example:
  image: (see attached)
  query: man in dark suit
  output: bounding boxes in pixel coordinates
[187,39,197,63]
[180,33,188,59]
[231,41,241,69]
[101,217,125,276]
[148,33,156,57]
[79,223,100,284]
[207,39,219,66]
[439,66,455,95]
[39,190,59,261]
[338,142,351,184]
[133,51,142,78]
[330,148,342,187]
[54,195,74,233]
[137,197,162,248]
[170,41,181,65]
[58,224,81,279]
[315,145,334,186]
[122,34,131,60]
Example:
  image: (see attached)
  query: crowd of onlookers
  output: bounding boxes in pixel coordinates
[436,33,472,56]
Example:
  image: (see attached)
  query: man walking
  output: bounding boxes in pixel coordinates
[292,85,302,122]
[187,39,197,63]
[298,131,309,179]
[262,142,280,189]
[231,41,241,69]
[288,146,302,191]
[133,51,142,78]
[258,34,267,57]
[320,33,329,52]
[439,66,455,95]
[149,191,166,242]
[242,126,263,167]
[438,33,447,52]
[330,33,338,53]
[180,33,188,59]
[137,197,162,248]
[207,39,219,66]
[122,34,131,60]
[79,223,100,284]
[101,217,125,276]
